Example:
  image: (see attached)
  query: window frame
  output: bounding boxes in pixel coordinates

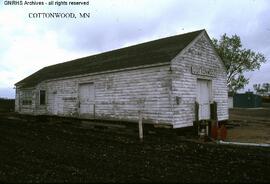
[21,90,32,106]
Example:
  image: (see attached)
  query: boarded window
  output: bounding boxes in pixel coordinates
[22,91,32,105]
[40,90,46,105]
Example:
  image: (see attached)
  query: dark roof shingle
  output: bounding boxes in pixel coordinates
[16,29,204,88]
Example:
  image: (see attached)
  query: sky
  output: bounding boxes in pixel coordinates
[0,0,269,98]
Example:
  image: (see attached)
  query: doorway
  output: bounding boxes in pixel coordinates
[196,79,212,120]
[79,83,95,117]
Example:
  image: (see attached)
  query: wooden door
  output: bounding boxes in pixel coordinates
[197,79,211,120]
[79,83,95,116]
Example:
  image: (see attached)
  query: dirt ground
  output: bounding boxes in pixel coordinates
[0,114,270,183]
[227,108,270,144]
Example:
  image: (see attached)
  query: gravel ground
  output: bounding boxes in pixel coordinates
[227,108,270,144]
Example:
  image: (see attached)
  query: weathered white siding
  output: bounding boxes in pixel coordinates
[16,87,35,114]
[15,88,19,112]
[171,32,228,128]
[16,31,229,128]
[43,65,173,125]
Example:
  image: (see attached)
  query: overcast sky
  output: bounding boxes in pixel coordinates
[0,0,269,98]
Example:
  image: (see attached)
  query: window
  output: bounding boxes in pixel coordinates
[40,90,46,105]
[22,91,32,105]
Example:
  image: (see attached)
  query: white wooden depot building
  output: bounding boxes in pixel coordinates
[15,30,228,128]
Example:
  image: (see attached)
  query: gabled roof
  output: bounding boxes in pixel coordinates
[16,29,204,88]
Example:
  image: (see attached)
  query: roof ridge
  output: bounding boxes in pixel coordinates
[16,29,204,87]
[45,29,204,68]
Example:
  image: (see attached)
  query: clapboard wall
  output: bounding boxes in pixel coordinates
[171,32,228,128]
[40,65,173,125]
[15,31,229,128]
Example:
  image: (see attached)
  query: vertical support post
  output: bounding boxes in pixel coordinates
[195,101,199,122]
[210,101,218,139]
[93,104,95,119]
[205,120,208,136]
[210,101,218,121]
[138,111,143,141]
[195,101,199,135]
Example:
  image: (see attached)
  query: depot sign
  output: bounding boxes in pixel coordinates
[191,66,216,77]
